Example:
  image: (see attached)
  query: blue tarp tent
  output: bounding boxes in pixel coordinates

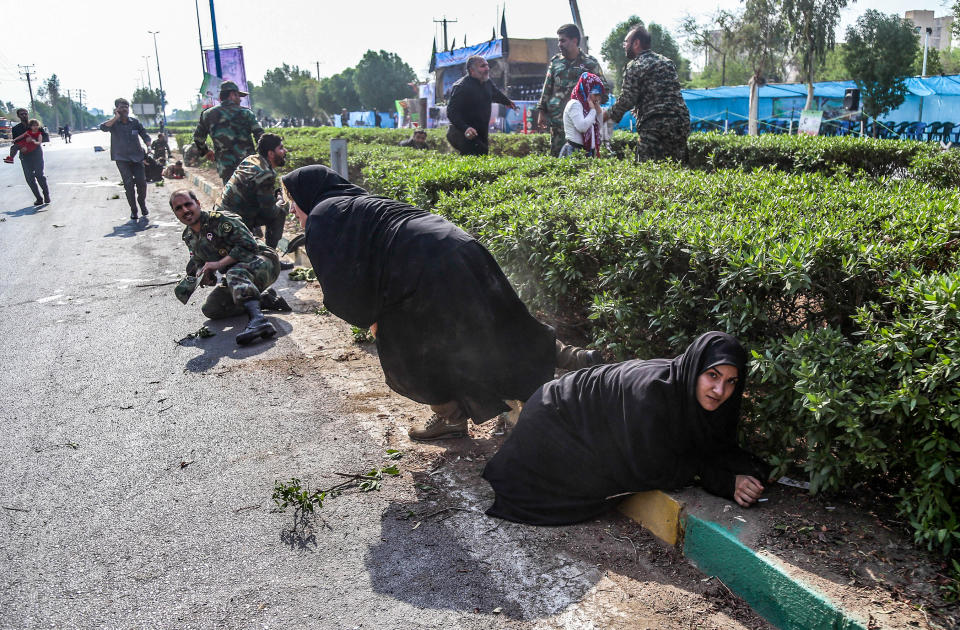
[682,75,960,125]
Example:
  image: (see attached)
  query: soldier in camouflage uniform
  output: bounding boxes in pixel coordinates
[192,80,264,184]
[182,143,201,167]
[170,189,284,345]
[537,24,609,157]
[606,24,690,163]
[216,133,289,251]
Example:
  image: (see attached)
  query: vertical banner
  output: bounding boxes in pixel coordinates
[202,46,251,108]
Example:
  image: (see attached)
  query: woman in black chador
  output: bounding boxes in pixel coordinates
[482,331,772,525]
[281,165,600,441]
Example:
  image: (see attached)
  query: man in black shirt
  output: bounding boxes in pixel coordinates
[445,55,517,155]
[5,107,50,205]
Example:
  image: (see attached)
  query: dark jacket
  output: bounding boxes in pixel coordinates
[445,75,511,145]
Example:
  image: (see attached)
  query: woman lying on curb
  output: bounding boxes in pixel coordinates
[281,165,601,441]
[482,331,772,525]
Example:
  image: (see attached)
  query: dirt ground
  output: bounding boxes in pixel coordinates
[184,162,958,629]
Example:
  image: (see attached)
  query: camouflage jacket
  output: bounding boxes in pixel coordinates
[610,50,689,127]
[193,101,264,180]
[151,138,170,160]
[217,154,278,220]
[181,210,263,271]
[537,50,608,126]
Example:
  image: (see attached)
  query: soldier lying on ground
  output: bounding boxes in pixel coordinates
[281,165,602,441]
[163,160,185,179]
[483,332,772,525]
[170,189,291,346]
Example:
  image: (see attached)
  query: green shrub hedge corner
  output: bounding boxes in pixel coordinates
[357,152,960,557]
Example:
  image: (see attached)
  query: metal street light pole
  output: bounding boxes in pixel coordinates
[149,30,168,129]
[922,27,931,76]
[142,55,153,90]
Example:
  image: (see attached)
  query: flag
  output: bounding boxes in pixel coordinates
[491,27,496,41]
[429,37,437,73]
[501,8,509,56]
[451,37,457,50]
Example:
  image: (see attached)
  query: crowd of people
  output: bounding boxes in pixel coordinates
[5,19,764,527]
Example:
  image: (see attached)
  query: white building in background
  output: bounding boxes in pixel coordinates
[904,10,954,51]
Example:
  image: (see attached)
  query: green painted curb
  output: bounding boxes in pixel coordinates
[684,515,867,630]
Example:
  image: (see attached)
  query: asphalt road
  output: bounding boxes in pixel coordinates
[0,132,767,630]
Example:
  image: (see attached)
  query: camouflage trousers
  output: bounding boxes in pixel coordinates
[549,125,567,157]
[201,250,280,319]
[635,115,690,163]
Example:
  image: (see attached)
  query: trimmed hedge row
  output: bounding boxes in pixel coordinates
[358,153,960,556]
[179,125,960,187]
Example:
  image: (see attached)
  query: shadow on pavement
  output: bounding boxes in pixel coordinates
[365,463,695,622]
[180,315,294,372]
[103,218,158,238]
[4,204,49,217]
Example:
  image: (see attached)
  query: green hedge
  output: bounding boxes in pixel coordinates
[358,153,960,556]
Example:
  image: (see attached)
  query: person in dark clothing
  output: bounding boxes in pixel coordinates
[445,55,517,155]
[399,130,428,149]
[483,331,771,526]
[100,98,152,220]
[280,165,600,441]
[8,113,50,205]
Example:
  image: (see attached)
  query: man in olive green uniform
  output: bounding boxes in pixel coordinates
[170,189,285,345]
[605,24,690,163]
[192,80,264,183]
[216,133,288,251]
[536,24,608,157]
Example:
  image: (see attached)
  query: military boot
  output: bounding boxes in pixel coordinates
[408,413,468,441]
[259,288,292,312]
[236,298,277,345]
[555,340,603,371]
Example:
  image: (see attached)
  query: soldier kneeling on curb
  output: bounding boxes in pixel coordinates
[170,189,291,346]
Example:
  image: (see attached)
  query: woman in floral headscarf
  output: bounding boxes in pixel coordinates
[559,72,605,157]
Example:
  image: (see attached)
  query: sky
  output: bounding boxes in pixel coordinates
[0,0,952,115]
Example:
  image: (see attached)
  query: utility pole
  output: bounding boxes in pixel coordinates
[194,0,206,75]
[433,16,458,51]
[18,64,36,112]
[316,61,321,81]
[142,55,153,90]
[149,30,168,129]
[568,0,586,51]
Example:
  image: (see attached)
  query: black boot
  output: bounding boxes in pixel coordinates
[236,299,277,345]
[555,340,603,371]
[259,288,292,312]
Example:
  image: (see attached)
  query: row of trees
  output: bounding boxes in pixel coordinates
[4,74,102,130]
[250,51,416,120]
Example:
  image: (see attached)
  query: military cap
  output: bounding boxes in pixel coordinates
[219,81,248,97]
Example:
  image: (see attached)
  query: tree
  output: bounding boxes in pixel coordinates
[353,50,415,110]
[680,11,739,86]
[601,17,691,88]
[254,64,320,118]
[781,0,851,111]
[735,0,788,135]
[316,67,361,113]
[844,10,918,131]
[814,44,850,81]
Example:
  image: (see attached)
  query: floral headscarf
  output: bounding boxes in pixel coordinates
[570,72,605,154]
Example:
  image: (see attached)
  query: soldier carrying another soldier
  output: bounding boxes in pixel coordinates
[604,24,690,163]
[170,189,290,346]
[215,133,293,270]
[192,80,264,184]
[536,24,608,157]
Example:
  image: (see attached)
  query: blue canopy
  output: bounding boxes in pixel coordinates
[435,40,503,69]
[682,75,960,124]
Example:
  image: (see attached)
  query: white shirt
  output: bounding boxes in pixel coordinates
[563,99,598,145]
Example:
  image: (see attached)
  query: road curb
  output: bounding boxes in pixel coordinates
[619,491,867,630]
